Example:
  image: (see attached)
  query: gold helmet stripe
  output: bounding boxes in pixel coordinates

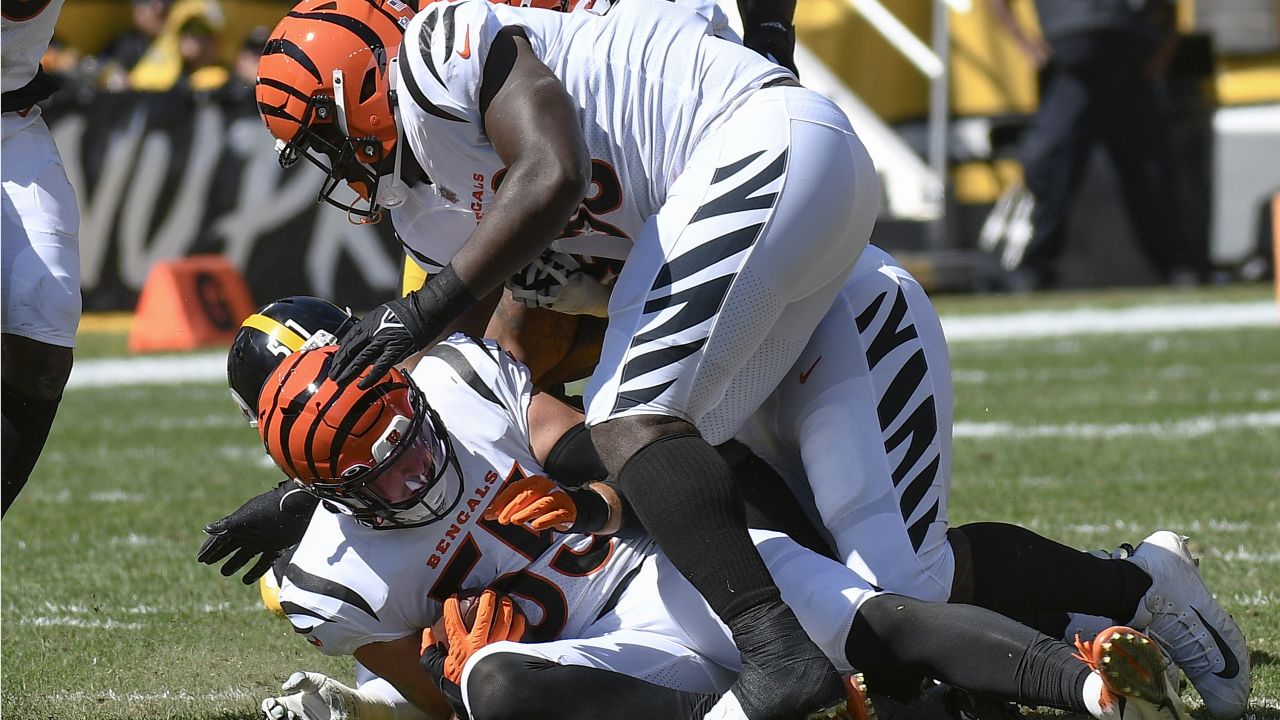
[242,313,307,352]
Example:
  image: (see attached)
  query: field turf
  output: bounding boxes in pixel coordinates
[3,284,1278,719]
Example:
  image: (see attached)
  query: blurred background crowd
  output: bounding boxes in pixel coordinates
[29,0,1280,310]
[42,0,268,100]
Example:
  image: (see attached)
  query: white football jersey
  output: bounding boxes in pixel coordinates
[1,0,65,93]
[390,183,476,274]
[279,335,653,656]
[394,0,789,257]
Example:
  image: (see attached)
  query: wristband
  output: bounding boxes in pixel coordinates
[410,264,478,341]
[566,485,611,534]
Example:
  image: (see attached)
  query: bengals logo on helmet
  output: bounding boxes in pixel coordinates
[257,346,416,484]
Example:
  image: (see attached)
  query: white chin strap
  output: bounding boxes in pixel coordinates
[374,57,408,209]
[331,64,408,215]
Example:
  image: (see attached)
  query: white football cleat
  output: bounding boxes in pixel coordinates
[1075,626,1190,720]
[1124,531,1250,719]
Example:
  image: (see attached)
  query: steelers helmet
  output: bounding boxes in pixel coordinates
[227,296,355,426]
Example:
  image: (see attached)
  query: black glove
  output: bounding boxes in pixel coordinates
[197,481,318,584]
[329,265,476,389]
[420,642,471,720]
[743,18,798,76]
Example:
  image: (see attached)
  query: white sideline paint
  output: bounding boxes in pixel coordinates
[955,410,1280,440]
[941,300,1276,342]
[66,300,1278,389]
[47,689,256,703]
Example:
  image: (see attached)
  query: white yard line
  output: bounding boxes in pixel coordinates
[68,301,1276,390]
[940,300,1276,342]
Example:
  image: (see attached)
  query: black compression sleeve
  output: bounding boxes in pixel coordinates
[544,422,608,488]
[847,594,1090,712]
[955,522,1152,623]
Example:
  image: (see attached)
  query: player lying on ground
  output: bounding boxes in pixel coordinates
[256,0,879,713]
[207,256,1249,720]
[207,308,1218,717]
[241,341,1195,720]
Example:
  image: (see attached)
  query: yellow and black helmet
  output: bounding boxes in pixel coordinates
[227,296,355,426]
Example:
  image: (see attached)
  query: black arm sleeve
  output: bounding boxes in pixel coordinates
[543,422,608,488]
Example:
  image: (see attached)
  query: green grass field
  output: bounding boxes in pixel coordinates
[3,285,1278,720]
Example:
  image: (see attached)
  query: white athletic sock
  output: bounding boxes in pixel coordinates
[1082,670,1108,719]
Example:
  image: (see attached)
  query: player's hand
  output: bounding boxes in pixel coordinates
[329,266,476,389]
[260,671,395,720]
[327,295,436,389]
[198,481,317,584]
[507,250,611,317]
[419,639,469,718]
[441,589,527,683]
[484,475,578,531]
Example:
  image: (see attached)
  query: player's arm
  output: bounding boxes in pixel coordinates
[353,636,455,720]
[449,28,590,294]
[329,26,590,388]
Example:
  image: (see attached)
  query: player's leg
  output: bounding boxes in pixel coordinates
[1,111,81,515]
[754,245,957,602]
[461,552,735,720]
[766,256,1246,713]
[761,529,1191,720]
[585,85,878,719]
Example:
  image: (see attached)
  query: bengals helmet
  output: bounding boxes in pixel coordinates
[257,346,463,529]
[255,0,417,221]
[227,296,356,426]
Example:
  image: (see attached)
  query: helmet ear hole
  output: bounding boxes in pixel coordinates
[359,66,378,103]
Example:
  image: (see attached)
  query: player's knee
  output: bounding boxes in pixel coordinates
[1,335,73,399]
[590,414,697,476]
[464,650,554,720]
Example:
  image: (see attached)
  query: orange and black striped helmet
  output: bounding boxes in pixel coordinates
[255,0,417,221]
[257,346,463,529]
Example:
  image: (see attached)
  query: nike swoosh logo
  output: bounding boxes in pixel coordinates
[1192,606,1240,679]
[457,26,472,59]
[799,356,822,384]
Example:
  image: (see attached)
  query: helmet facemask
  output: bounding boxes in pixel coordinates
[271,61,409,224]
[309,389,464,530]
[255,0,416,224]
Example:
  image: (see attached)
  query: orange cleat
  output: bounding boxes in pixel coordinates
[1074,626,1190,720]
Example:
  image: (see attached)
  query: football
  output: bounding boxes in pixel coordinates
[430,588,526,649]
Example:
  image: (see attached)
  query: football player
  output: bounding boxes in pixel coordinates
[243,342,1191,720]
[481,243,1252,719]
[256,1,879,714]
[206,250,1250,718]
[2,0,82,515]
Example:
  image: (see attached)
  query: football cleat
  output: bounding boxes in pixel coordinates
[807,674,877,720]
[1124,532,1250,719]
[1074,626,1190,720]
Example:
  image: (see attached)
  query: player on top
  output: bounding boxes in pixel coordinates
[2,0,82,515]
[254,0,879,715]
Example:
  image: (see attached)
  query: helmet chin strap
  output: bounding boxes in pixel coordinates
[331,65,408,222]
[376,56,409,210]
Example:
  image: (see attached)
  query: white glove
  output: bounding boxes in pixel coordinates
[507,250,611,317]
[261,671,400,720]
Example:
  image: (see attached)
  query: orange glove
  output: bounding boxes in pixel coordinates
[441,589,527,683]
[483,475,577,531]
